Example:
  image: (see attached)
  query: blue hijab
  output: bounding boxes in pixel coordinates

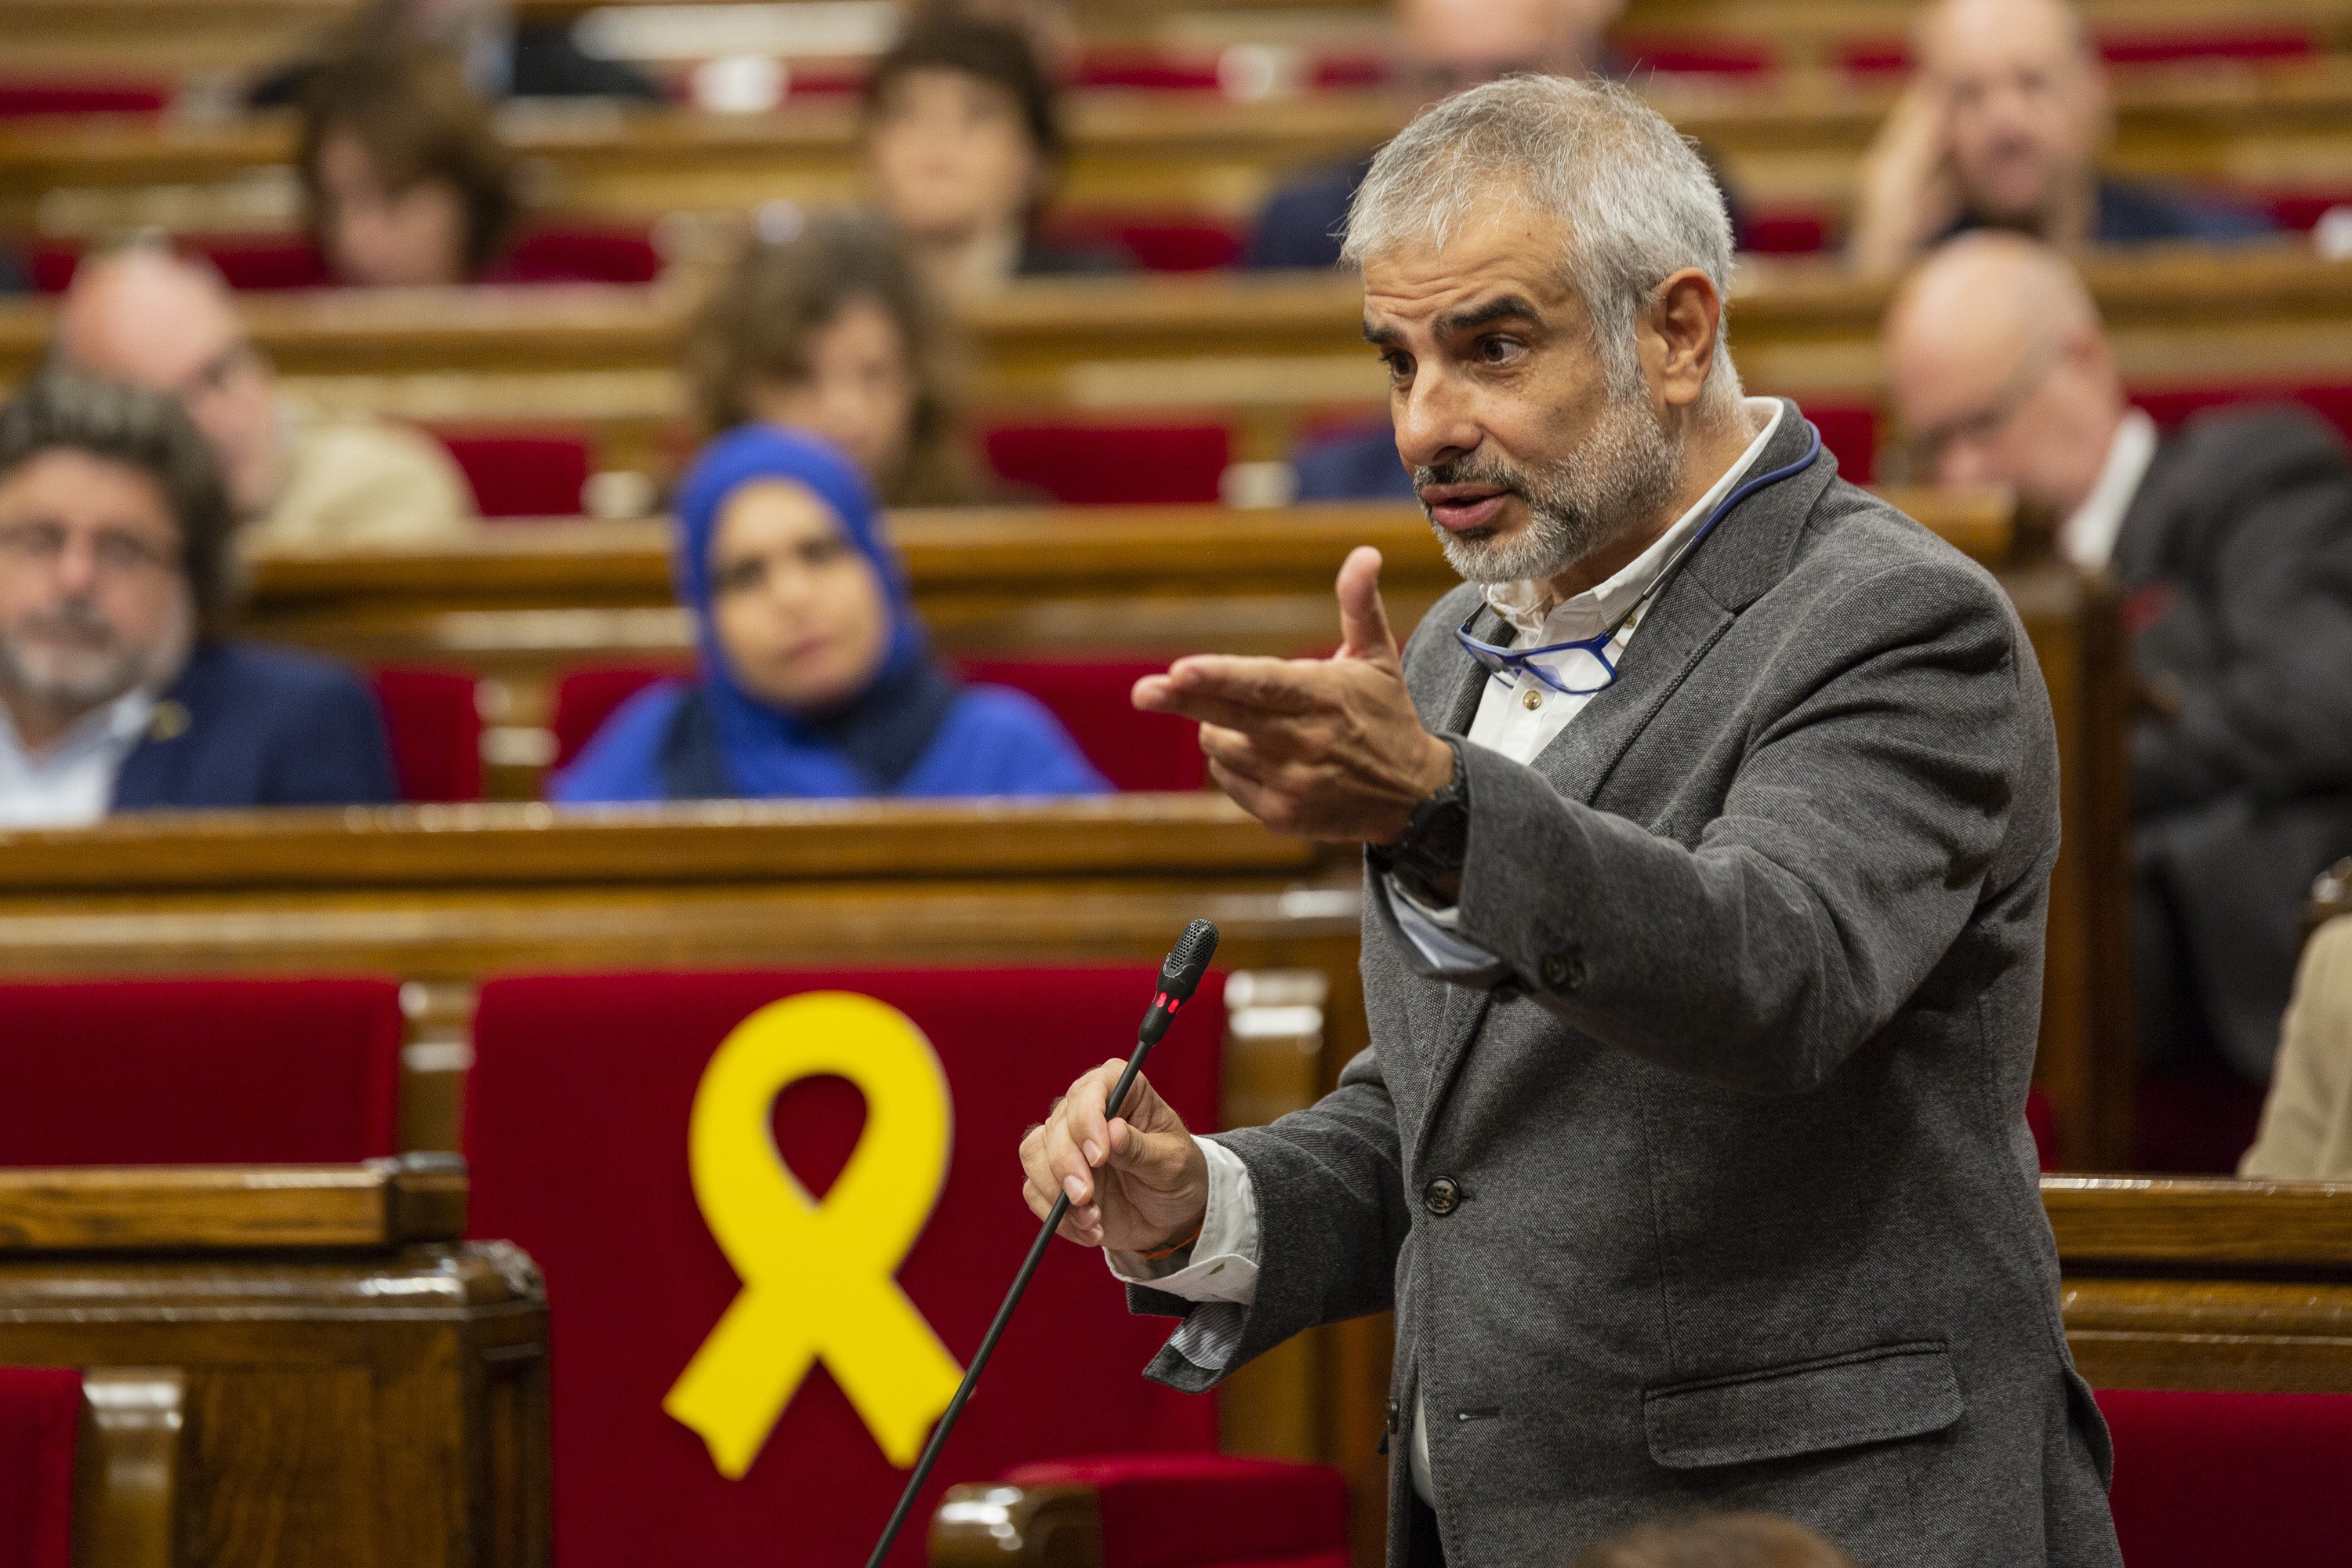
[670,425,960,797]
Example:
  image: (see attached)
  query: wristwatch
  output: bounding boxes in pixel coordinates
[1375,736,1470,906]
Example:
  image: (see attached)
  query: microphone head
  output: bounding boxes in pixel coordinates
[1157,919,1221,1001]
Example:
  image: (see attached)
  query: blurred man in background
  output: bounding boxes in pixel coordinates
[251,0,660,107]
[55,247,473,549]
[1884,232,2352,1081]
[0,373,395,824]
[1849,0,2270,274]
[1244,0,1625,271]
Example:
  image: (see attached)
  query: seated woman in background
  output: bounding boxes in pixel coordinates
[551,426,1107,803]
[862,12,1128,298]
[684,212,978,506]
[296,42,517,288]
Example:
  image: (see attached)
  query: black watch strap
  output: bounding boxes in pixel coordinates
[1377,736,1470,905]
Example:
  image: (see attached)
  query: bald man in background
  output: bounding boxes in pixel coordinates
[55,247,474,550]
[1849,0,2270,274]
[1243,0,1625,270]
[1885,232,2352,1082]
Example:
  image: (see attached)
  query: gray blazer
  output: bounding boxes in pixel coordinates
[1132,407,2121,1566]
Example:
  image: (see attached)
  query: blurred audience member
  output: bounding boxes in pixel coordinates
[1850,0,2271,274]
[684,212,977,506]
[552,426,1105,803]
[1246,0,1626,270]
[862,13,1127,298]
[0,373,396,825]
[908,0,1079,75]
[2241,913,2352,1180]
[1572,1513,1860,1568]
[297,42,517,287]
[1886,233,2352,1080]
[252,0,660,107]
[56,247,473,548]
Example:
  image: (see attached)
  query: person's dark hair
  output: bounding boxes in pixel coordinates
[295,37,519,276]
[1571,1512,1860,1568]
[865,10,1063,167]
[0,372,237,620]
[683,210,975,506]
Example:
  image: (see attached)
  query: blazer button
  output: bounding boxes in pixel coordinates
[1423,1177,1461,1215]
[1541,953,1586,992]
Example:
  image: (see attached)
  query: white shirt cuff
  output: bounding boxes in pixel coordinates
[1386,873,1501,972]
[1104,1136,1260,1305]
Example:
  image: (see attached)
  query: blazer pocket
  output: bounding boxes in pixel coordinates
[1642,1341,1964,1470]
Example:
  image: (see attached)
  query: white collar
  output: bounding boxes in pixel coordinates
[0,683,157,771]
[2058,408,2158,572]
[1483,397,1787,641]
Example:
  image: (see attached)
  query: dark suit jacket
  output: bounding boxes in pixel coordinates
[249,21,660,106]
[112,641,397,812]
[2118,408,2352,1076]
[1944,179,2274,249]
[1135,405,2118,1566]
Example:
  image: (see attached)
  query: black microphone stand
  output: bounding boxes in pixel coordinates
[862,920,1219,1568]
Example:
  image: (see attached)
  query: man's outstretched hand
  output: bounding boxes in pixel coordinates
[1134,546,1453,844]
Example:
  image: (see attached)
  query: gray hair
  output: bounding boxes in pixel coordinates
[0,370,236,620]
[1342,76,1741,412]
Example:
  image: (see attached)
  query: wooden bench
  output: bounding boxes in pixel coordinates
[5,249,2342,474]
[0,1157,546,1567]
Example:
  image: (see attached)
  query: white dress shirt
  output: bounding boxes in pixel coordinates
[0,688,157,829]
[2057,408,2158,572]
[1109,398,1789,1504]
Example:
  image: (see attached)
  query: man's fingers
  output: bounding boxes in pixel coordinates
[1163,656,1326,716]
[1104,1117,1193,1186]
[1335,546,1399,664]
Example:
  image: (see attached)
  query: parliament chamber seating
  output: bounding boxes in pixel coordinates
[0,977,401,1164]
[434,431,595,519]
[464,965,1342,1567]
[2096,1388,2352,1567]
[372,666,486,803]
[0,1367,77,1568]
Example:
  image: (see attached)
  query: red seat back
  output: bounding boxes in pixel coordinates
[550,662,1203,792]
[2096,1388,2352,1568]
[982,426,1231,505]
[0,84,165,117]
[465,967,1224,1566]
[432,432,593,518]
[959,659,1205,792]
[0,978,402,1164]
[1004,1454,1348,1568]
[2134,385,2352,449]
[0,1369,78,1568]
[372,667,484,802]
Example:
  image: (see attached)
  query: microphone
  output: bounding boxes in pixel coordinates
[863,920,1221,1568]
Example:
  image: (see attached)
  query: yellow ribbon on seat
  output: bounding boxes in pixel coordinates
[665,992,964,1479]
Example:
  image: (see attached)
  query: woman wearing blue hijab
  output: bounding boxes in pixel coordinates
[552,426,1107,803]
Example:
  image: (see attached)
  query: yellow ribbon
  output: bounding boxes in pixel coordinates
[665,992,964,1479]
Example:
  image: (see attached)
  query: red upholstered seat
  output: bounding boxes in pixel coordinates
[465,967,1238,1566]
[2096,1387,2352,1568]
[487,229,664,285]
[432,431,593,518]
[0,978,401,1163]
[960,659,1205,792]
[1802,405,1877,484]
[548,660,1202,791]
[2133,1065,2265,1174]
[0,83,166,116]
[983,426,1231,505]
[1004,1454,1348,1568]
[371,667,485,802]
[2024,1087,2060,1171]
[0,1369,78,1568]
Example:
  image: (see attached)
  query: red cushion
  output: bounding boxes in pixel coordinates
[550,664,687,773]
[431,431,592,518]
[485,229,663,285]
[1741,210,1832,254]
[2024,1087,2060,1171]
[2133,1066,2266,1174]
[465,967,1225,1567]
[2096,1388,2352,1568]
[0,978,401,1163]
[1611,35,1776,74]
[1004,1454,1348,1568]
[0,1370,78,1568]
[983,426,1231,506]
[372,667,484,802]
[1044,218,1245,274]
[0,84,165,117]
[1804,405,1877,484]
[959,659,1205,792]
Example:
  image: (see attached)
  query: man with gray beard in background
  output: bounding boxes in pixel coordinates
[1011,78,2121,1566]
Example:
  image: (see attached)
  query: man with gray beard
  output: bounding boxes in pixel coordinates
[0,372,395,823]
[1014,79,2120,1566]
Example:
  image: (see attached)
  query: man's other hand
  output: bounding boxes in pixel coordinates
[1020,1061,1207,1252]
[1133,546,1454,844]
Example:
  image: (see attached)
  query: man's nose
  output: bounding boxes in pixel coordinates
[1392,372,1482,472]
[51,535,103,594]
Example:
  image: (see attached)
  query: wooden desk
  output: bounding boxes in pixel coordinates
[0,1157,547,1567]
[12,62,2352,239]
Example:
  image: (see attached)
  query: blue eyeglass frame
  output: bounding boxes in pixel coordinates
[1454,420,1825,697]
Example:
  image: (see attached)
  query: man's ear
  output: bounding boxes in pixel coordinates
[1645,267,1726,412]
